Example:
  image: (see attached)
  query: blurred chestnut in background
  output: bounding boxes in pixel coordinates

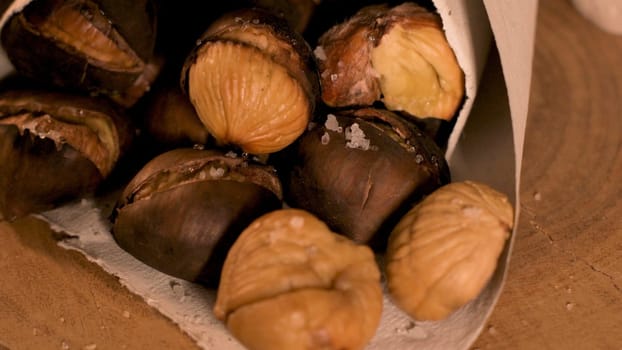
[1,0,161,107]
[140,72,210,150]
[0,89,132,221]
[110,148,283,286]
[273,108,450,250]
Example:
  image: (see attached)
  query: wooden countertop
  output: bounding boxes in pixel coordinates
[1,0,621,349]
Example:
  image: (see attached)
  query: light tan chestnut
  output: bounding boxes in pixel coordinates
[214,209,383,350]
[181,7,319,155]
[386,181,513,321]
[316,2,464,121]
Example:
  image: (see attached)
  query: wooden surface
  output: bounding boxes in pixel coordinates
[474,0,622,348]
[1,0,621,349]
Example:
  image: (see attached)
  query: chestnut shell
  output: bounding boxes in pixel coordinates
[273,108,450,250]
[1,0,159,106]
[0,89,132,221]
[111,148,283,286]
[0,126,102,221]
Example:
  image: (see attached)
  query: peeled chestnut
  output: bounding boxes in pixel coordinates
[181,7,320,154]
[315,2,464,121]
[1,0,161,107]
[0,89,132,221]
[274,108,450,249]
[110,148,283,285]
[386,181,513,321]
[214,209,383,350]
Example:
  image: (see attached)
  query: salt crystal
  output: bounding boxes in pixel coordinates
[462,206,482,218]
[330,74,339,82]
[566,302,575,311]
[324,114,342,132]
[225,151,238,158]
[345,123,371,150]
[123,310,131,318]
[313,46,327,61]
[61,340,70,349]
[289,216,304,228]
[533,191,542,201]
[321,132,330,145]
[209,167,225,178]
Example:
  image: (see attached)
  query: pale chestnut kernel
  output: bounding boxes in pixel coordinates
[317,2,464,121]
[182,8,319,155]
[214,209,383,350]
[386,181,513,321]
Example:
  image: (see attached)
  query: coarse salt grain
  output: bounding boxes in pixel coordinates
[324,114,342,133]
[321,132,330,145]
[289,216,304,229]
[209,167,225,178]
[345,123,371,150]
[313,46,327,61]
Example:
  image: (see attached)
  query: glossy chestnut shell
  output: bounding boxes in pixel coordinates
[0,89,132,221]
[1,0,161,107]
[274,108,450,250]
[111,148,283,286]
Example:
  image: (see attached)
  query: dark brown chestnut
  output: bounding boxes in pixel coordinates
[141,72,210,149]
[273,107,450,250]
[180,7,320,155]
[110,148,283,286]
[1,0,161,107]
[0,89,132,221]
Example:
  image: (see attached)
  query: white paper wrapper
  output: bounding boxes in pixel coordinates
[1,0,537,348]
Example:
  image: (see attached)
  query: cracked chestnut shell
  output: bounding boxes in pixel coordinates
[273,108,450,249]
[0,89,132,221]
[110,148,283,285]
[1,0,161,107]
[315,2,464,121]
[214,208,382,350]
[386,181,513,321]
[181,7,320,154]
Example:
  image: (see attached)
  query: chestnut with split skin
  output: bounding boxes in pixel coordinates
[110,148,283,286]
[0,89,132,221]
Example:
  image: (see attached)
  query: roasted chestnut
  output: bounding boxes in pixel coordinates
[214,208,383,350]
[315,2,464,121]
[273,108,450,249]
[1,0,161,107]
[386,181,513,321]
[110,148,283,285]
[141,72,210,149]
[181,7,320,155]
[0,89,132,221]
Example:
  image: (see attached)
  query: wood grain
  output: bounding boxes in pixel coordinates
[0,217,199,350]
[473,0,622,348]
